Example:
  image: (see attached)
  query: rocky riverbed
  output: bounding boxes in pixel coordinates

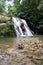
[0,38,43,65]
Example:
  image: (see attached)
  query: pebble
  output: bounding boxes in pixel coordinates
[39,49,43,54]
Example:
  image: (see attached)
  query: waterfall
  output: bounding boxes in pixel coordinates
[12,17,33,37]
[5,0,33,37]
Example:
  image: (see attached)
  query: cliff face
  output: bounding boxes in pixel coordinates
[0,15,11,23]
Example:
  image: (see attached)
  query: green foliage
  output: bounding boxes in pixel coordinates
[8,0,21,16]
[3,22,16,37]
[0,0,5,14]
[8,0,43,34]
[0,0,43,35]
[0,21,16,37]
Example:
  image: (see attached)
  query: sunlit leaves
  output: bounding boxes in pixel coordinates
[0,0,5,14]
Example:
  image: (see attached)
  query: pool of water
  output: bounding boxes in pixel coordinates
[0,37,43,49]
[0,38,14,48]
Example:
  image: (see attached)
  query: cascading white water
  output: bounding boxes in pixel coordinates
[21,19,33,36]
[12,17,33,37]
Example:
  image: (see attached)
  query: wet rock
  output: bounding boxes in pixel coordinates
[6,48,14,54]
[39,49,43,54]
[33,55,43,60]
[40,41,42,43]
[38,43,42,47]
[17,44,24,50]
[0,55,3,59]
[26,54,33,58]
[30,48,36,52]
[5,45,10,48]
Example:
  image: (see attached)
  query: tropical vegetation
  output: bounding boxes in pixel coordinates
[0,0,43,37]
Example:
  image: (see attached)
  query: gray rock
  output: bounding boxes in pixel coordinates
[39,49,43,54]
